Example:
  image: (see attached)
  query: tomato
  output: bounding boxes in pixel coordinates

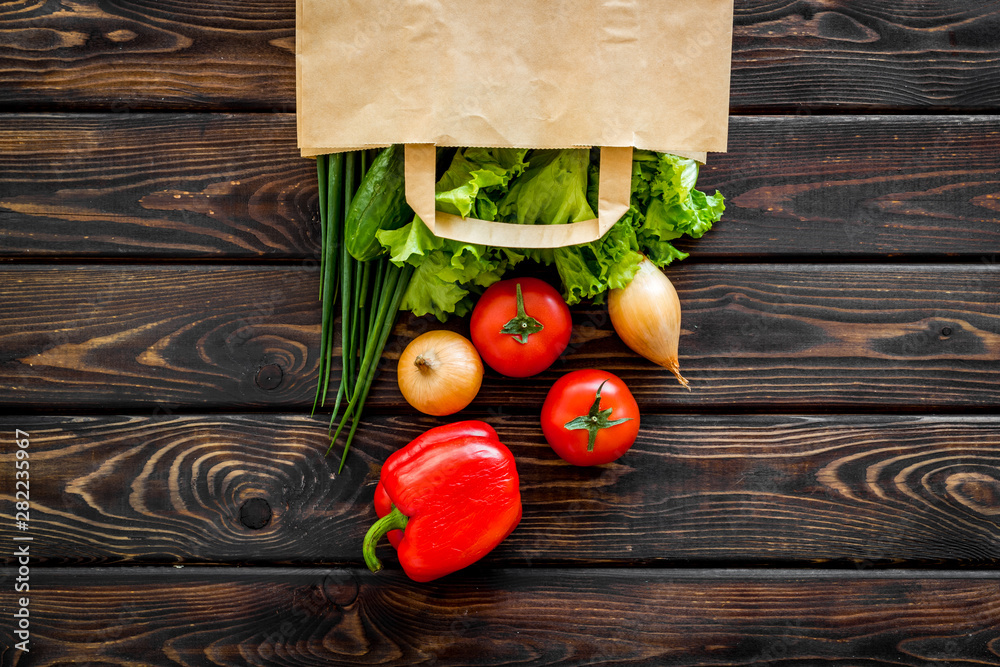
[470,277,572,378]
[541,369,640,466]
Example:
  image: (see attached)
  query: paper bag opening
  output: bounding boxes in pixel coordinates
[405,144,639,249]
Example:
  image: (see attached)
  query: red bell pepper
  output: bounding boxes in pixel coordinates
[363,420,522,582]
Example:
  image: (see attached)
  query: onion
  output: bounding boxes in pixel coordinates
[607,256,689,388]
[397,330,484,415]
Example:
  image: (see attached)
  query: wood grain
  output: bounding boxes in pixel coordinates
[665,263,1000,410]
[0,0,296,111]
[731,1,1000,112]
[2,567,999,665]
[686,114,1000,259]
[2,2,1000,112]
[2,0,997,660]
[2,114,998,259]
[2,263,998,411]
[0,265,319,409]
[0,113,317,258]
[3,413,999,566]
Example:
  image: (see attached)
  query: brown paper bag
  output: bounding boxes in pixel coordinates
[296,0,733,248]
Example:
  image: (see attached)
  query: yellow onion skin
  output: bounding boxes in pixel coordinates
[607,256,689,388]
[397,330,484,415]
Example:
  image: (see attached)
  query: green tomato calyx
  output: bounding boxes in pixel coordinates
[499,282,544,344]
[563,380,633,452]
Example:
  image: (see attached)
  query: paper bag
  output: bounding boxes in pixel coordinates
[296,0,734,248]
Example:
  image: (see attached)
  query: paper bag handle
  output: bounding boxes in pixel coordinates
[404,144,633,249]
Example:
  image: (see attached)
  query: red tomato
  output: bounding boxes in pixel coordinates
[541,369,640,466]
[470,277,572,378]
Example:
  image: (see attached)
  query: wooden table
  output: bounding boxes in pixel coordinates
[2,2,1000,664]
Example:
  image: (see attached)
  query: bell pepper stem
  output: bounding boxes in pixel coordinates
[363,506,409,573]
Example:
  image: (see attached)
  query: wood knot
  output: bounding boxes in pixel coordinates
[255,364,283,390]
[945,472,1000,516]
[239,498,272,529]
[323,570,360,607]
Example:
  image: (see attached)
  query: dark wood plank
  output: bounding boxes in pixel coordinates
[0,265,319,410]
[0,113,317,258]
[2,2,1000,112]
[686,115,1000,259]
[0,0,296,112]
[664,263,1000,410]
[2,263,998,411]
[3,114,998,259]
[3,413,999,566]
[731,1,1000,112]
[2,567,1000,665]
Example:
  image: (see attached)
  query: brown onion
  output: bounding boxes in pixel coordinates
[397,330,484,415]
[608,256,689,388]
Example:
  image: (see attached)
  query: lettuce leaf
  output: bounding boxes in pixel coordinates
[496,147,644,305]
[376,147,528,321]
[498,149,595,226]
[631,150,725,268]
[377,146,724,320]
[378,214,524,321]
[435,147,529,219]
[548,218,644,305]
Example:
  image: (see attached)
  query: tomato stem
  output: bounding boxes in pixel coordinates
[563,380,634,452]
[363,506,409,573]
[499,282,544,344]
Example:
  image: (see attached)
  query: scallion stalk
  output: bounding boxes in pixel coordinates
[312,153,343,415]
[313,148,412,473]
[328,262,414,472]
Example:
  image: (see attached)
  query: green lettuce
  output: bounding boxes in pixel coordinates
[435,147,529,220]
[498,149,594,226]
[376,147,528,320]
[630,150,725,268]
[494,148,640,305]
[377,146,724,320]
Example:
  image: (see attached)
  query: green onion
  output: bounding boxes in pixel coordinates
[312,152,344,416]
[328,261,414,472]
[313,149,411,473]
